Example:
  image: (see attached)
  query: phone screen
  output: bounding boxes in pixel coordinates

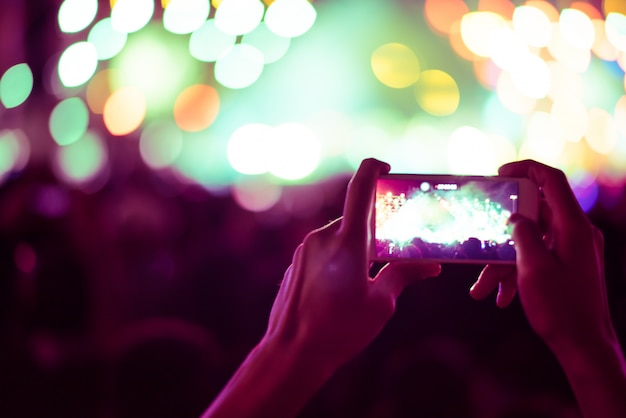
[374,175,522,263]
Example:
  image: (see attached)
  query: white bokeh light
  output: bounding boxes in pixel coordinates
[58,0,98,33]
[269,123,320,180]
[163,0,210,34]
[447,126,497,174]
[264,0,317,38]
[227,123,274,175]
[58,41,99,87]
[215,44,264,89]
[214,0,265,36]
[111,0,154,33]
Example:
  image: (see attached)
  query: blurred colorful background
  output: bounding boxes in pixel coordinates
[1,0,626,417]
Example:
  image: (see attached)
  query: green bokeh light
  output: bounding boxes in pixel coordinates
[0,63,34,109]
[49,97,89,146]
[57,131,106,181]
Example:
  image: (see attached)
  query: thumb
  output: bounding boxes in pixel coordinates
[510,214,549,272]
[373,261,441,300]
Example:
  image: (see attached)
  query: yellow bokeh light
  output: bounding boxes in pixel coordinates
[592,19,619,61]
[103,87,147,136]
[604,0,626,16]
[86,70,116,115]
[586,107,618,154]
[173,84,220,132]
[371,43,420,89]
[414,69,460,116]
[548,22,591,73]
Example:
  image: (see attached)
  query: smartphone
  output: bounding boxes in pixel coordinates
[372,174,539,264]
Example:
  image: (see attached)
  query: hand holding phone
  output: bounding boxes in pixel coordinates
[372,174,539,264]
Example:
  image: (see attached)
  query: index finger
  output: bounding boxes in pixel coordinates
[498,159,586,228]
[340,158,390,241]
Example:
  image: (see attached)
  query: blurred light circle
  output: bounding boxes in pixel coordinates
[414,69,459,116]
[0,63,33,109]
[242,22,291,64]
[215,44,264,89]
[460,11,508,57]
[88,18,128,60]
[614,95,626,136]
[605,13,626,52]
[232,179,282,212]
[214,0,264,36]
[227,123,273,175]
[592,19,619,61]
[496,71,537,114]
[163,0,210,34]
[111,0,154,33]
[58,41,99,87]
[559,8,595,50]
[510,54,551,99]
[513,5,552,47]
[547,60,584,101]
[58,0,98,33]
[189,19,236,62]
[551,97,588,142]
[447,126,497,174]
[548,22,591,73]
[586,107,618,154]
[55,131,107,184]
[424,0,469,35]
[269,123,320,180]
[0,129,29,180]
[604,0,626,16]
[103,87,146,136]
[139,120,183,169]
[264,0,317,38]
[173,84,220,132]
[86,69,116,114]
[345,125,390,169]
[49,97,89,146]
[371,43,420,89]
[524,111,566,163]
[490,27,529,71]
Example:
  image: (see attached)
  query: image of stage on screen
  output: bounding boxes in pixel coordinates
[375,178,519,261]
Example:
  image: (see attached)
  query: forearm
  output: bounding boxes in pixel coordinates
[549,335,626,418]
[201,336,334,418]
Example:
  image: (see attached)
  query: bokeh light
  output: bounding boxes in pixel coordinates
[227,123,274,175]
[49,97,89,146]
[189,20,236,62]
[0,63,33,109]
[264,0,316,38]
[55,131,107,185]
[414,70,459,116]
[512,5,552,48]
[0,129,29,181]
[139,120,183,169]
[371,43,420,89]
[215,44,265,89]
[110,0,154,33]
[163,0,210,35]
[173,84,220,132]
[232,178,282,212]
[447,126,497,175]
[57,0,98,33]
[103,87,146,136]
[88,18,128,60]
[269,123,320,181]
[214,0,264,36]
[242,23,291,64]
[58,41,99,87]
[424,0,469,35]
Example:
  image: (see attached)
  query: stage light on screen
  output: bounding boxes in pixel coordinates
[103,87,146,136]
[189,20,236,62]
[88,18,128,60]
[371,43,421,89]
[0,63,33,109]
[163,0,210,34]
[264,0,316,38]
[58,0,98,34]
[139,120,183,169]
[49,97,89,146]
[110,0,154,33]
[214,44,264,89]
[58,41,99,88]
[242,22,291,64]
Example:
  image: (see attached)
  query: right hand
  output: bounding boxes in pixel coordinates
[470,160,615,350]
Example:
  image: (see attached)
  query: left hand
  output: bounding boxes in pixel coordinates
[264,158,442,372]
